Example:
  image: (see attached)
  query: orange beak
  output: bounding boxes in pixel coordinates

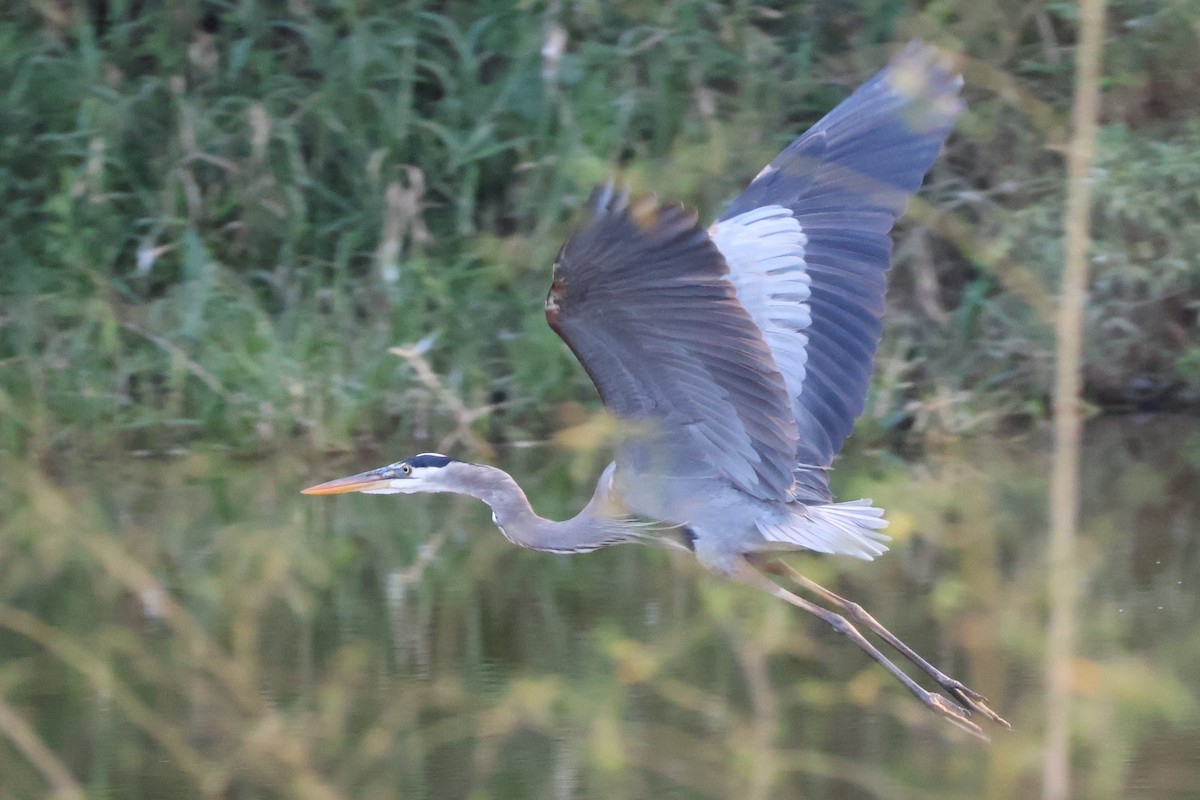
[301,469,392,495]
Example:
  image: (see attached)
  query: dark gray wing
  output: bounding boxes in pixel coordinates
[714,41,963,499]
[547,185,798,501]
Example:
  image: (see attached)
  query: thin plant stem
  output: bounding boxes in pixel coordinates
[0,694,86,800]
[1044,1,1106,797]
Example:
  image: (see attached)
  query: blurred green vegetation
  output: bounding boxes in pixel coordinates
[1,420,1198,798]
[2,0,1198,459]
[4,5,1200,797]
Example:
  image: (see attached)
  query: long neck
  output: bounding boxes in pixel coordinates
[456,463,631,554]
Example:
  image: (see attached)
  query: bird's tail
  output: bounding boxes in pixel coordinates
[757,499,890,560]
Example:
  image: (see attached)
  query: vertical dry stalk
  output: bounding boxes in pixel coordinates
[1044,2,1106,798]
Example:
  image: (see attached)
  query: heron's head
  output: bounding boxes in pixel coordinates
[301,453,462,496]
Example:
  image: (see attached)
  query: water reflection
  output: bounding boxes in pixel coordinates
[1,417,1197,798]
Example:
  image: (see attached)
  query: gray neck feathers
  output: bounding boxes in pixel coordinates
[454,463,632,554]
[463,464,544,536]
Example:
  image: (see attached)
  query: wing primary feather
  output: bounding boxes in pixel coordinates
[711,41,962,498]
[547,43,961,510]
[548,188,800,501]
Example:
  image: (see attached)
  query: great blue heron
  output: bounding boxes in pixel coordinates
[305,42,1009,738]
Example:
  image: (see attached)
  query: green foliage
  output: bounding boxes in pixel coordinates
[1,1,1199,457]
[891,120,1200,423]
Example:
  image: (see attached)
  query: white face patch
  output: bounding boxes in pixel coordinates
[356,462,448,494]
[408,466,443,481]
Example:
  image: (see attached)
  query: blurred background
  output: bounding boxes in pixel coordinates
[1,1,1198,798]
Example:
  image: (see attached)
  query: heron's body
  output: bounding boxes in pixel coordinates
[612,467,886,573]
[305,42,1009,738]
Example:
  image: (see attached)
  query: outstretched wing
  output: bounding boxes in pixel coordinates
[547,185,798,501]
[711,41,964,500]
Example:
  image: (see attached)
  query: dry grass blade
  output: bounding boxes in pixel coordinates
[0,694,86,800]
[390,344,496,457]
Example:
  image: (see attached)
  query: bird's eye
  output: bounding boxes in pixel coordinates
[400,464,412,476]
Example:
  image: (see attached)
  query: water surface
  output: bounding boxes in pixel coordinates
[1,416,1197,799]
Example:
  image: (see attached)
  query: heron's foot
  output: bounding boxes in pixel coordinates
[937,679,1011,729]
[758,557,1011,736]
[923,692,989,741]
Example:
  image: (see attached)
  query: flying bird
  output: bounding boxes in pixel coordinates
[305,42,1008,738]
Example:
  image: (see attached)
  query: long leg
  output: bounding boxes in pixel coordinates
[726,557,990,740]
[761,558,1010,729]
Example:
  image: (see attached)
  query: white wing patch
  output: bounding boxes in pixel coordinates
[710,206,812,403]
[757,499,890,560]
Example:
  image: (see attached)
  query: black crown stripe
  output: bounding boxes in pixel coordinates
[406,453,455,468]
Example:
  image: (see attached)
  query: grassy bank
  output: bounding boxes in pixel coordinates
[2,0,1198,458]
